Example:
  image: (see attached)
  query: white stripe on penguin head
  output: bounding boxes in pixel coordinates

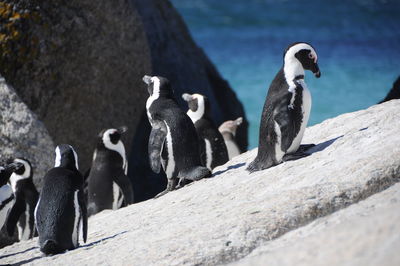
[54,146,61,167]
[69,145,79,170]
[187,93,205,123]
[102,129,127,174]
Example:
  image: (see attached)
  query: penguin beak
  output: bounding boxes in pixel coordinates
[117,126,128,134]
[312,63,321,78]
[182,93,193,102]
[5,162,24,172]
[142,75,152,85]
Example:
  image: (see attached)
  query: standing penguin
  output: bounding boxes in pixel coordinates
[247,42,321,172]
[218,117,243,160]
[182,93,229,170]
[143,75,211,197]
[35,144,87,255]
[0,162,23,229]
[6,158,38,240]
[87,127,134,216]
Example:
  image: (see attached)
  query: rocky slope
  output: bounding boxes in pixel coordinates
[0,0,247,200]
[1,100,399,265]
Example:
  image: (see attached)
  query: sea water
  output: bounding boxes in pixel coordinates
[171,0,400,148]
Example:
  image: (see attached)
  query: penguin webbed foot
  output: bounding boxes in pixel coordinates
[298,144,316,152]
[282,144,315,162]
[154,178,178,198]
[246,158,276,173]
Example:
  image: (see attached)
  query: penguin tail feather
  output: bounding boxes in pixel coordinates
[179,166,211,181]
[41,239,63,255]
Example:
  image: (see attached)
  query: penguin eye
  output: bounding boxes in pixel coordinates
[308,53,314,59]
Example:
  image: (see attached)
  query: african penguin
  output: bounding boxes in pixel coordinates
[218,117,243,160]
[247,42,321,172]
[35,144,87,255]
[87,126,134,216]
[143,75,211,197]
[182,93,229,170]
[0,161,23,230]
[6,158,39,241]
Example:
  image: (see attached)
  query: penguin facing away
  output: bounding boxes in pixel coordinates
[0,162,23,230]
[182,93,229,170]
[143,75,211,198]
[218,117,243,160]
[35,144,87,255]
[247,42,321,173]
[6,158,39,240]
[87,127,134,216]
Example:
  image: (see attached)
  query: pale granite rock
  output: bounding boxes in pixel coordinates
[0,100,399,265]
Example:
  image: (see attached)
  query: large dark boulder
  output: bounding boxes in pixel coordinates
[0,0,247,202]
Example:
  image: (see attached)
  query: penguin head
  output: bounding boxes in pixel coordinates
[143,75,174,98]
[8,158,32,179]
[218,117,243,136]
[8,158,33,192]
[182,93,210,123]
[284,42,321,78]
[94,127,127,163]
[54,144,79,171]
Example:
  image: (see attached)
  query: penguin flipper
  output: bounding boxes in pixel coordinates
[6,194,25,237]
[148,123,167,173]
[113,173,134,204]
[78,189,87,243]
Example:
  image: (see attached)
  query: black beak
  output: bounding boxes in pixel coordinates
[313,63,321,78]
[142,75,152,85]
[117,126,128,134]
[5,162,23,172]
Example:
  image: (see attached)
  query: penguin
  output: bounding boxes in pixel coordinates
[247,42,321,173]
[87,126,134,216]
[6,158,39,240]
[218,117,243,160]
[143,75,211,197]
[0,162,23,230]
[182,93,229,170]
[35,144,87,255]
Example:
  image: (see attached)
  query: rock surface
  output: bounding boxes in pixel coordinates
[0,0,247,201]
[231,182,400,266]
[0,100,399,265]
[0,76,54,247]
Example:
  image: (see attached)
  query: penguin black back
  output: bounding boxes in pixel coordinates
[87,127,134,216]
[35,144,87,255]
[183,93,229,169]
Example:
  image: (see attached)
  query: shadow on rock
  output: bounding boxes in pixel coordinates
[307,135,344,154]
[0,246,38,260]
[213,163,246,177]
[12,255,42,266]
[80,231,128,249]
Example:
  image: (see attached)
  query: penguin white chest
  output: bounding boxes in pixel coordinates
[146,95,159,124]
[287,80,312,153]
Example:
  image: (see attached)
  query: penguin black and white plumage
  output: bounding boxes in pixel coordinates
[218,117,243,160]
[247,42,321,173]
[6,158,39,240]
[0,162,23,230]
[35,144,87,255]
[87,127,134,216]
[143,75,211,197]
[182,93,229,170]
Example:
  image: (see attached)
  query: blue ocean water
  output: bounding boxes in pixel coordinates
[171,0,400,149]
